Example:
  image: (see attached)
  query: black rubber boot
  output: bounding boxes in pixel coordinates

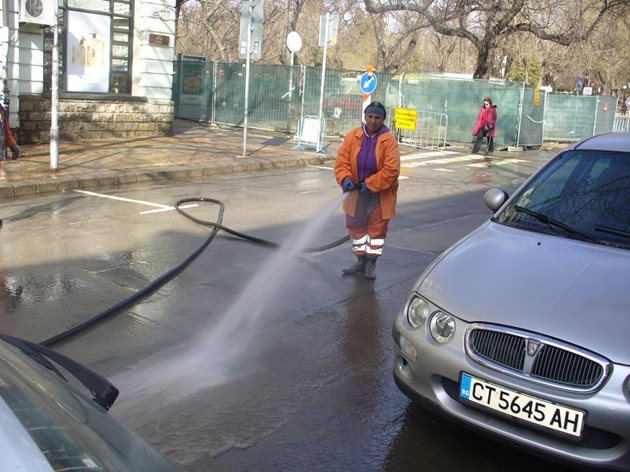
[364,256,377,280]
[342,255,367,275]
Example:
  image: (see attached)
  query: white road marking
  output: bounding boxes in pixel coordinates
[140,204,198,215]
[466,158,526,168]
[73,189,199,214]
[307,163,409,180]
[400,150,458,161]
[402,154,479,167]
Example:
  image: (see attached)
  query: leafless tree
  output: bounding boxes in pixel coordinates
[175,1,240,61]
[363,0,628,79]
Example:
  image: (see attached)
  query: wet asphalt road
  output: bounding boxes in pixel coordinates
[0,149,583,471]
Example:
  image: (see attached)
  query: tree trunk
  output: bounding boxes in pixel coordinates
[473,46,491,79]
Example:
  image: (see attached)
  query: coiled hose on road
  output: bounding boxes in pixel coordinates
[40,197,348,348]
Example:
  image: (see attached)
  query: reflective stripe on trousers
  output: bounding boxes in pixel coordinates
[351,235,384,255]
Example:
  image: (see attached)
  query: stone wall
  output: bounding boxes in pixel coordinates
[17,95,174,144]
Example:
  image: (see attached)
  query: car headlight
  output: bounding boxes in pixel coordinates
[430,311,455,343]
[406,295,430,329]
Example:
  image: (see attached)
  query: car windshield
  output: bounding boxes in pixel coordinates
[0,340,174,471]
[495,149,630,249]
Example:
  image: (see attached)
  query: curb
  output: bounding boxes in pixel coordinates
[0,155,333,199]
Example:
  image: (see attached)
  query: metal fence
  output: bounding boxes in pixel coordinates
[613,114,630,132]
[173,60,623,149]
[390,108,448,150]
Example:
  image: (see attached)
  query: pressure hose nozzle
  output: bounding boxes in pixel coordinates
[342,180,362,193]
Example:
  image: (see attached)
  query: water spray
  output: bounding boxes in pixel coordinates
[40,194,349,347]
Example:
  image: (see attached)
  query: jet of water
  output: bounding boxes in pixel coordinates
[112,193,346,421]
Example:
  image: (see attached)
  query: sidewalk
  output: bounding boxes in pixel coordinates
[0,120,339,199]
[0,119,552,200]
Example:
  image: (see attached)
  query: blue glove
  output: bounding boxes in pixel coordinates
[359,182,369,193]
[342,179,355,193]
[10,144,19,160]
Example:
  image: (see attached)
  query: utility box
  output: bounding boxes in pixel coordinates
[20,0,56,25]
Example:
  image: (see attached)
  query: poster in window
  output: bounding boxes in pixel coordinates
[66,11,111,93]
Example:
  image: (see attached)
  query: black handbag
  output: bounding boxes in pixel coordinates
[482,124,490,135]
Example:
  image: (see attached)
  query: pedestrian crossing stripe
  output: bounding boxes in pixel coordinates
[466,158,526,167]
[403,154,480,167]
[400,150,459,161]
[400,152,526,169]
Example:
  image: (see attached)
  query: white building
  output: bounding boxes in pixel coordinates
[1,0,177,143]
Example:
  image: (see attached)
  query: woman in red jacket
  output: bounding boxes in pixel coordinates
[472,97,497,154]
[333,101,400,280]
[0,104,19,227]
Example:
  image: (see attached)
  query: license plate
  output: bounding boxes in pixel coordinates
[459,373,584,438]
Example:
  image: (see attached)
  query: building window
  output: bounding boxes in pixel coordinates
[44,0,133,94]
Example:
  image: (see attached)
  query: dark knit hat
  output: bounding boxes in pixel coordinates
[364,101,386,118]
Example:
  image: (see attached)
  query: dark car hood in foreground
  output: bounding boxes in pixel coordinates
[418,221,630,364]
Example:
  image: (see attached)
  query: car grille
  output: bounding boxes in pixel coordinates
[466,324,610,392]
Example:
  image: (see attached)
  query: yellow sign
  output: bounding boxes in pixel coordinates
[534,88,540,107]
[393,108,417,130]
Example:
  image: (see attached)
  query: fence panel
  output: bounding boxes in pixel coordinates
[392,75,526,147]
[543,95,597,141]
[517,87,545,147]
[594,96,617,136]
[172,62,619,146]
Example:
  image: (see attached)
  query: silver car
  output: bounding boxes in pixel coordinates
[392,133,630,470]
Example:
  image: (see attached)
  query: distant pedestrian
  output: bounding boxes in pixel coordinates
[472,97,497,154]
[334,101,400,280]
[621,100,628,116]
[0,103,20,227]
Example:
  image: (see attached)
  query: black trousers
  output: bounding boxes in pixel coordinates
[472,130,494,153]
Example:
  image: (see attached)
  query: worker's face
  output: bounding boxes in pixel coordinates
[364,112,384,134]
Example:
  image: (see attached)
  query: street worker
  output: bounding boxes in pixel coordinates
[471,96,497,154]
[0,103,19,227]
[334,101,400,280]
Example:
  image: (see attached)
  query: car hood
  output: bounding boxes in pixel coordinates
[418,221,630,364]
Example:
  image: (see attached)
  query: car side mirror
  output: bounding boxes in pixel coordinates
[484,188,509,212]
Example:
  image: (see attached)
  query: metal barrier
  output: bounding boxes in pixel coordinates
[390,109,448,150]
[293,115,326,153]
[613,115,630,132]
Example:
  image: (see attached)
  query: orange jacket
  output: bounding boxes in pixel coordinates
[334,126,400,219]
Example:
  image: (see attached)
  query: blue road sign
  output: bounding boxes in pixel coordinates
[360,72,377,94]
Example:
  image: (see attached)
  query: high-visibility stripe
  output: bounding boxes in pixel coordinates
[370,238,385,246]
[351,235,368,245]
[366,246,383,255]
[352,244,367,252]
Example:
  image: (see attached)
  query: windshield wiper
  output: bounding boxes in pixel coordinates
[514,205,597,242]
[0,334,119,410]
[595,225,630,239]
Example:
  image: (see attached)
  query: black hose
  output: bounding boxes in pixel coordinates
[174,197,349,252]
[40,197,348,347]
